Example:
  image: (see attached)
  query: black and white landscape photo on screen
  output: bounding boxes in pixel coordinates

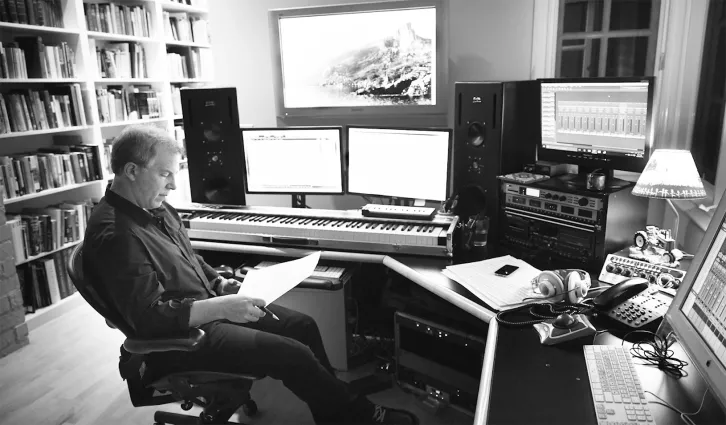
[279,7,437,108]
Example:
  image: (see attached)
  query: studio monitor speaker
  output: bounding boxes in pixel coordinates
[181,87,246,206]
[453,81,540,254]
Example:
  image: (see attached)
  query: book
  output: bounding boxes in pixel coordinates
[42,258,61,304]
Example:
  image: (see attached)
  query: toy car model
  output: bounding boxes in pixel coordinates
[633,226,676,252]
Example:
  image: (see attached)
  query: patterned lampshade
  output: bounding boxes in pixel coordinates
[632,149,706,199]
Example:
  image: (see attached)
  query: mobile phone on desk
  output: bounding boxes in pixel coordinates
[495,264,519,277]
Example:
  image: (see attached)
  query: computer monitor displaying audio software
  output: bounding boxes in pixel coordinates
[538,77,654,176]
[346,126,452,202]
[664,193,726,411]
[241,127,344,194]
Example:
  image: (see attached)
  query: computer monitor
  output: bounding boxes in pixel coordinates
[664,193,726,411]
[538,77,655,188]
[241,127,344,199]
[346,126,452,203]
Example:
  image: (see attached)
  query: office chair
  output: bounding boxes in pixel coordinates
[67,242,261,424]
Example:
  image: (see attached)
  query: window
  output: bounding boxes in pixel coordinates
[555,0,661,77]
[690,0,726,185]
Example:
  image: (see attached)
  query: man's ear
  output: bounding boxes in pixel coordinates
[123,162,139,181]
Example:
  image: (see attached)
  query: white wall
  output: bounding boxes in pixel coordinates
[208,0,535,209]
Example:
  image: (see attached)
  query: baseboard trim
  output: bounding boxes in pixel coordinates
[26,293,84,332]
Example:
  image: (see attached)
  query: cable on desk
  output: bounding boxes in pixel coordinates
[645,389,708,425]
[495,302,593,326]
[622,330,689,378]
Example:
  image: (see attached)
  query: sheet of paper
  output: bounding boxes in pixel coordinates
[237,252,321,304]
[443,255,541,310]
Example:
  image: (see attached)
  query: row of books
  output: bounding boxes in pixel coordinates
[167,51,198,80]
[0,0,63,27]
[164,0,208,8]
[102,138,113,176]
[168,48,211,80]
[0,142,102,200]
[171,85,183,115]
[173,123,185,159]
[0,42,27,79]
[164,12,209,44]
[84,3,151,38]
[93,42,147,79]
[0,84,87,134]
[7,198,91,263]
[0,37,77,79]
[18,248,78,313]
[96,85,161,123]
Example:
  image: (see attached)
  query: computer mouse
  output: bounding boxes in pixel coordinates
[552,313,577,329]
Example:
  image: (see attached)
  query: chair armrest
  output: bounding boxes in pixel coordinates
[123,328,206,354]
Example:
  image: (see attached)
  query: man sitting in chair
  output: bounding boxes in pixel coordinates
[83,125,419,425]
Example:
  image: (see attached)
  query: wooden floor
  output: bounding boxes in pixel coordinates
[0,302,473,425]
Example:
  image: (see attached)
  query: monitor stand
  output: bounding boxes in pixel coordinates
[292,194,306,209]
[564,168,631,192]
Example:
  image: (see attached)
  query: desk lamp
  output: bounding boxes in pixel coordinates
[632,149,706,248]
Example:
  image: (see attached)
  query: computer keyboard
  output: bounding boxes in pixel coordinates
[254,261,346,280]
[584,345,656,424]
[361,204,436,220]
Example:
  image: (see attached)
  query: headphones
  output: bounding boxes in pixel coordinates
[533,269,591,304]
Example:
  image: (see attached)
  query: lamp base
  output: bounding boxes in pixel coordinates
[563,169,632,192]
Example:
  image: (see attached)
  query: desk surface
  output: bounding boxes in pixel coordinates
[190,240,725,425]
[488,325,726,425]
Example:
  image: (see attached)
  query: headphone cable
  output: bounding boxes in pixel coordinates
[496,301,594,327]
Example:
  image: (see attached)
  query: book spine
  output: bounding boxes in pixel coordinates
[15,0,27,24]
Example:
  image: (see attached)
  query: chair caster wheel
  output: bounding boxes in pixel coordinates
[242,400,258,416]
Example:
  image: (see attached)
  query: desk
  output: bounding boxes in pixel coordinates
[190,240,725,425]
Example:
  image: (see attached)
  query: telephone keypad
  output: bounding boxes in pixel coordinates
[606,290,672,329]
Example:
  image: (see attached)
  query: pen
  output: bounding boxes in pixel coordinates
[261,305,280,321]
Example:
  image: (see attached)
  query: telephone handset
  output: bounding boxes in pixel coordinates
[593,278,670,330]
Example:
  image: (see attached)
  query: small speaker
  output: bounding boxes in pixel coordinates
[181,87,246,206]
[453,81,540,254]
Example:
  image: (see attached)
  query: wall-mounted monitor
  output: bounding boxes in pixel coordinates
[268,0,448,119]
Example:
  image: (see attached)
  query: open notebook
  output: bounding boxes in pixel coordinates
[442,255,541,310]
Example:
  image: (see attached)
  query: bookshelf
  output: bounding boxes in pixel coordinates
[16,239,82,266]
[1,0,211,326]
[4,180,100,205]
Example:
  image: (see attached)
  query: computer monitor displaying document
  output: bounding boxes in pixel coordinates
[346,126,452,202]
[241,127,344,194]
[664,194,726,410]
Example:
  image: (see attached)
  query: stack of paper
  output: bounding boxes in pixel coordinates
[237,252,321,304]
[442,255,542,310]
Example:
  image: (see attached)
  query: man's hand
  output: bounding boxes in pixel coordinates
[218,295,267,323]
[217,277,241,295]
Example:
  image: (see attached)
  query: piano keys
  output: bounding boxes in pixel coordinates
[178,204,458,257]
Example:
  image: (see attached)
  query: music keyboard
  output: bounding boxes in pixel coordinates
[178,204,458,257]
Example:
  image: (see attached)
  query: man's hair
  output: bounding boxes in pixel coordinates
[111,125,183,175]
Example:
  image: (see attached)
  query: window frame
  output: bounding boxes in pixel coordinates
[554,0,661,78]
[692,1,726,208]
[532,0,719,222]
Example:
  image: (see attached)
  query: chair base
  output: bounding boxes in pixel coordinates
[153,410,248,425]
[152,398,257,425]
